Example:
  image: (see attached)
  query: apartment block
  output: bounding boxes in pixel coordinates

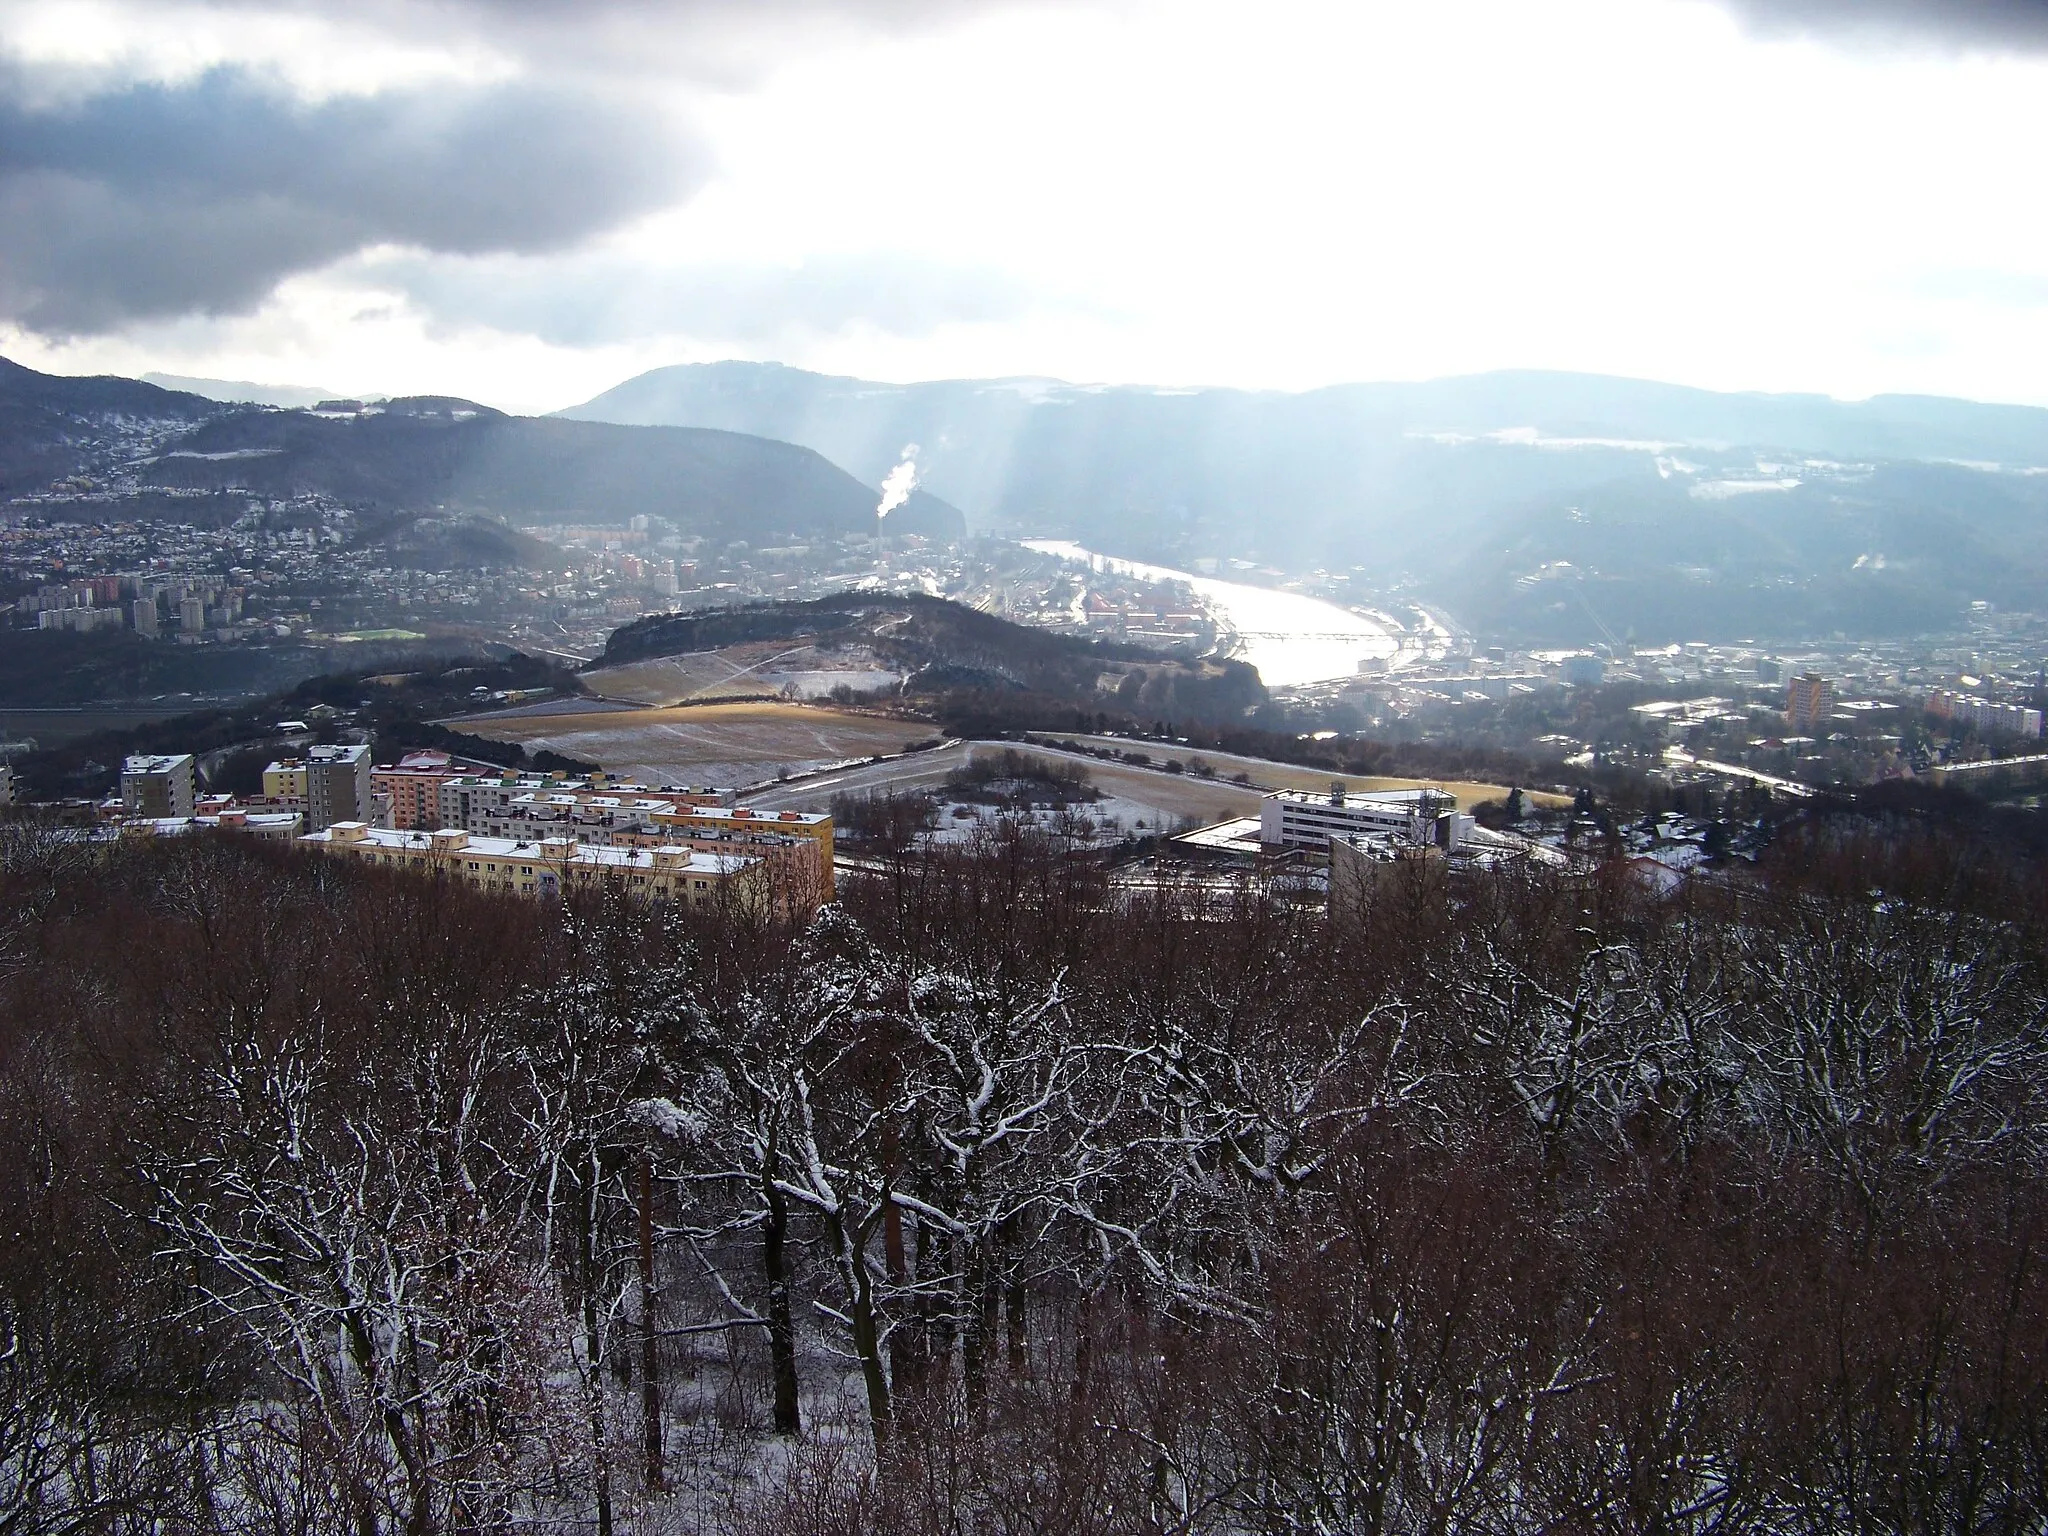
[301,823,769,909]
[434,775,725,840]
[121,754,197,819]
[1785,672,1837,733]
[263,760,309,800]
[653,804,834,868]
[304,744,373,831]
[1926,688,2044,739]
[121,808,303,840]
[371,750,467,829]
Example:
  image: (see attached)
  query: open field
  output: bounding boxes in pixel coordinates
[456,702,1556,826]
[582,653,775,704]
[456,700,938,786]
[747,741,1264,826]
[1027,733,1570,812]
[585,642,903,706]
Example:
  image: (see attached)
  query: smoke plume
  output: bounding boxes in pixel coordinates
[876,444,921,518]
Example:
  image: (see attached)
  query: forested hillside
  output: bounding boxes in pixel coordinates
[2,823,2042,1532]
[565,361,2048,640]
[140,396,965,541]
[599,592,1271,728]
[0,355,216,494]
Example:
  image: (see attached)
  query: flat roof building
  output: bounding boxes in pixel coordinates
[121,754,196,819]
[122,810,303,840]
[1259,785,1472,855]
[301,823,770,909]
[304,744,372,832]
[371,750,466,829]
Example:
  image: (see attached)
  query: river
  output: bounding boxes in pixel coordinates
[1021,540,1406,688]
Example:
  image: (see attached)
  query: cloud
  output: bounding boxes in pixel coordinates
[360,249,1036,348]
[0,63,701,335]
[173,1,1083,81]
[0,0,1064,338]
[1714,0,2048,52]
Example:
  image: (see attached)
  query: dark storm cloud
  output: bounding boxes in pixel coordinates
[1717,0,2048,51]
[0,65,701,336]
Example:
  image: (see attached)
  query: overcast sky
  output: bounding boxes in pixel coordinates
[4,0,2047,413]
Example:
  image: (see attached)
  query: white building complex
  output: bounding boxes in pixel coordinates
[1259,785,1474,855]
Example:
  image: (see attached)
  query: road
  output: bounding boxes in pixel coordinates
[740,742,977,810]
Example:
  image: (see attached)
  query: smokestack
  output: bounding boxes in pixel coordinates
[874,444,919,569]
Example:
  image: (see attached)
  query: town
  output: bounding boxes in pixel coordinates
[86,744,834,912]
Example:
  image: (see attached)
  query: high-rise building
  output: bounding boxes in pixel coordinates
[1559,653,1605,688]
[1785,672,1836,733]
[372,750,467,829]
[179,596,206,634]
[304,744,373,831]
[121,754,197,819]
[132,597,159,638]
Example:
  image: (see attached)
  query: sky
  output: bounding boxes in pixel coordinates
[4,0,2048,414]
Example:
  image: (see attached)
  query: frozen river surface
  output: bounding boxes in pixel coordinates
[1023,540,1402,688]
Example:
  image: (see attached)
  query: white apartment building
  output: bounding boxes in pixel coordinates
[432,777,724,840]
[1928,689,2044,740]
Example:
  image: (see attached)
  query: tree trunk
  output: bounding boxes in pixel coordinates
[836,1210,892,1450]
[762,1163,802,1436]
[578,1162,614,1536]
[637,1153,663,1492]
[884,1185,923,1398]
[963,1237,1000,1412]
[1006,1272,1028,1380]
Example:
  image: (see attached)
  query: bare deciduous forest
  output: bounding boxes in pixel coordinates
[2,822,2044,1534]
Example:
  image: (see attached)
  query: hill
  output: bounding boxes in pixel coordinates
[136,394,965,541]
[596,592,1270,728]
[563,362,2048,641]
[0,357,966,546]
[0,355,219,495]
